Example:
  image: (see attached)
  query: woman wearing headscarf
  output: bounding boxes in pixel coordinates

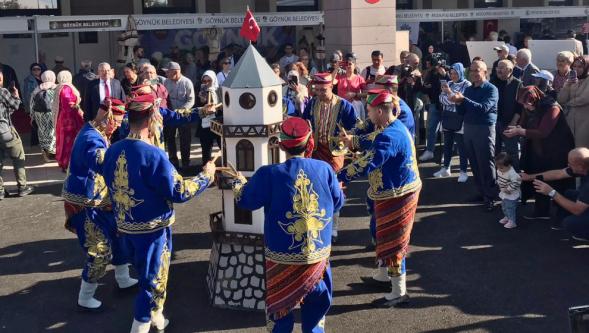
[504,86,575,220]
[557,55,589,148]
[436,62,471,183]
[30,70,57,161]
[53,70,84,171]
[198,70,221,164]
[23,63,43,146]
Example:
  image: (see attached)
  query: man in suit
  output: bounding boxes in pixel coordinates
[514,49,539,86]
[83,62,125,122]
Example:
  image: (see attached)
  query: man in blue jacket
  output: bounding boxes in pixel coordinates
[451,60,500,211]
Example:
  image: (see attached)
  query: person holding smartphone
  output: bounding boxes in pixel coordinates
[557,55,589,149]
[283,70,308,117]
[436,63,471,182]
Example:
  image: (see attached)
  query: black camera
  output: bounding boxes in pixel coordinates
[431,52,448,69]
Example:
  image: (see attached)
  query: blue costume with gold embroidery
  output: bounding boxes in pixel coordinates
[232,157,344,333]
[62,122,130,284]
[339,118,421,303]
[102,137,212,323]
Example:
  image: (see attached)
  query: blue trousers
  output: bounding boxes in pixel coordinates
[443,131,468,172]
[125,227,172,323]
[495,123,520,172]
[71,208,130,283]
[560,190,589,240]
[269,264,333,333]
[426,104,442,152]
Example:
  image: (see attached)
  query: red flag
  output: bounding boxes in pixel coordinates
[240,9,260,42]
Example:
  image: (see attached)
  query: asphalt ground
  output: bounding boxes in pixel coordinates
[1,151,588,333]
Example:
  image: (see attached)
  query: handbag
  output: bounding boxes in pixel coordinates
[441,110,464,132]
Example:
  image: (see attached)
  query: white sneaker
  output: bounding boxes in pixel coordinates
[433,168,451,178]
[504,220,517,229]
[419,150,434,162]
[499,217,509,224]
[457,172,469,183]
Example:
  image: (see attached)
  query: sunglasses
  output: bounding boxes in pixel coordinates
[32,68,41,71]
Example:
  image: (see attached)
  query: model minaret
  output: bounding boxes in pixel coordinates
[213,44,285,234]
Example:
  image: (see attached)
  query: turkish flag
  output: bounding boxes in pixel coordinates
[240,9,260,42]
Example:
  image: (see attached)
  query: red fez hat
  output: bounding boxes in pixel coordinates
[110,98,126,115]
[312,72,333,84]
[366,89,394,107]
[375,75,398,86]
[279,117,315,157]
[126,94,156,114]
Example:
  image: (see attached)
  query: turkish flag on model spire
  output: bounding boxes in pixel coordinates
[240,9,260,42]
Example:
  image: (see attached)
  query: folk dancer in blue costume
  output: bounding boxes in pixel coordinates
[339,90,422,307]
[101,94,216,333]
[62,98,138,310]
[303,72,359,242]
[224,117,344,333]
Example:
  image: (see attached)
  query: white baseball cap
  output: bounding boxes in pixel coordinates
[532,70,554,82]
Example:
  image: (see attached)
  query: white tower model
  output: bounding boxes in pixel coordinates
[207,44,285,311]
[214,44,285,234]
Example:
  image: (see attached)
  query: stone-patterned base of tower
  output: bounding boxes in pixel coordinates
[207,212,266,311]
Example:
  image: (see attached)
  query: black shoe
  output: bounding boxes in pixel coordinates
[550,222,564,231]
[485,200,495,212]
[76,303,104,313]
[370,294,410,308]
[360,276,391,289]
[466,195,484,203]
[17,186,34,197]
[523,214,551,220]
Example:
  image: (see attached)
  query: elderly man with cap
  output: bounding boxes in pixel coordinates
[225,116,344,333]
[163,61,195,171]
[490,59,523,171]
[490,44,510,82]
[303,72,358,242]
[62,98,137,311]
[52,56,70,76]
[101,94,216,333]
[338,90,421,307]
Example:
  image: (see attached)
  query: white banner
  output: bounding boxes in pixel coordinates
[397,6,589,22]
[466,41,506,70]
[35,12,323,32]
[0,18,30,33]
[528,40,577,71]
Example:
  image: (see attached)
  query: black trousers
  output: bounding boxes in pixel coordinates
[463,123,499,201]
[199,127,220,164]
[164,123,192,167]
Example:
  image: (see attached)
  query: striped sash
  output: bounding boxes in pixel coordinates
[265,259,328,320]
[374,190,420,267]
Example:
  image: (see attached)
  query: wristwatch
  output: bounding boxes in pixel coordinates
[548,189,557,199]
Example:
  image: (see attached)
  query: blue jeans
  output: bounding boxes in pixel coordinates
[443,131,468,172]
[501,198,518,223]
[426,104,442,152]
[559,190,589,239]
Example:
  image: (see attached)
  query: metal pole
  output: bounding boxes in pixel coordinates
[441,20,444,44]
[33,16,39,64]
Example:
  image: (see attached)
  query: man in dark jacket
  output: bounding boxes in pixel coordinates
[73,60,97,102]
[83,62,125,122]
[490,59,523,171]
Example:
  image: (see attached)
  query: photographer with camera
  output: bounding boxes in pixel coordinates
[419,54,450,162]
